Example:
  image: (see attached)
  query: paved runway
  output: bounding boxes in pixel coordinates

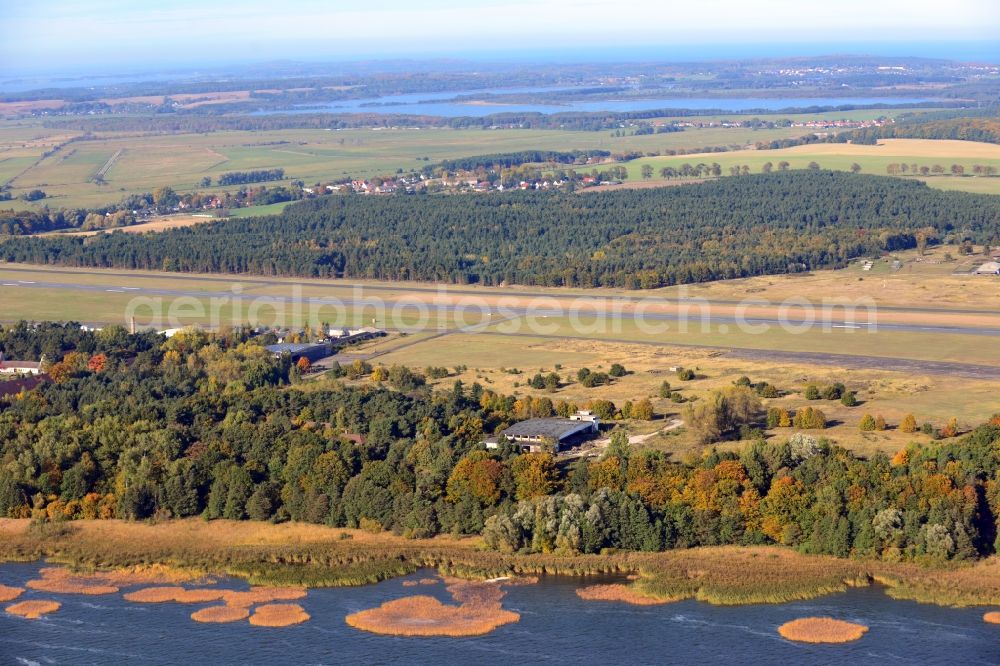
[5,266,1000,379]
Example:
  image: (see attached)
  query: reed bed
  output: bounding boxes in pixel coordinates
[575,583,671,605]
[248,603,310,627]
[7,519,1000,609]
[983,611,1000,624]
[25,564,203,596]
[124,586,226,604]
[402,580,419,587]
[0,584,24,602]
[191,605,251,624]
[346,577,524,637]
[345,594,520,637]
[419,578,440,586]
[222,587,307,607]
[777,617,869,643]
[6,599,61,619]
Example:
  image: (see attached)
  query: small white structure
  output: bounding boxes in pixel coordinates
[0,353,41,375]
[974,261,1000,275]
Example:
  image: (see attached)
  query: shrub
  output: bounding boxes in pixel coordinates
[632,399,654,421]
[359,517,383,534]
[899,414,918,433]
[859,414,877,431]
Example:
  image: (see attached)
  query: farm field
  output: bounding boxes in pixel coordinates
[41,213,222,236]
[374,333,1000,458]
[622,139,1000,194]
[0,109,939,209]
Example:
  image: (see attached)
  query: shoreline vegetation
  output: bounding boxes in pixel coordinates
[5,519,1000,610]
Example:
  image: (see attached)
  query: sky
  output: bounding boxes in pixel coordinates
[2,0,999,76]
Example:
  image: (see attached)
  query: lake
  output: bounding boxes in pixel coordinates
[1,562,997,665]
[258,88,933,117]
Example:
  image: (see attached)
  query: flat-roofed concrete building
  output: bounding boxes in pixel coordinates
[487,411,600,453]
[264,342,331,364]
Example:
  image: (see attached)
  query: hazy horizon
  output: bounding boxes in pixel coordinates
[1,41,999,86]
[2,0,998,78]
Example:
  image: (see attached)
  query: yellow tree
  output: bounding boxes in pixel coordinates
[511,453,559,500]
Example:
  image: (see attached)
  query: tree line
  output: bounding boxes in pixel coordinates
[217,169,285,186]
[3,172,998,288]
[1,322,999,564]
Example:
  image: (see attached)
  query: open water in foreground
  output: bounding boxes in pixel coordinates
[1,562,997,665]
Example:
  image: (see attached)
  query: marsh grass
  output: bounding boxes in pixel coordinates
[575,583,670,605]
[5,599,61,619]
[25,564,201,596]
[777,617,869,643]
[5,520,1000,609]
[344,576,529,637]
[124,587,226,604]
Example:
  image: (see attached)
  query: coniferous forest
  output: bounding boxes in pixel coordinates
[3,171,997,288]
[1,322,999,563]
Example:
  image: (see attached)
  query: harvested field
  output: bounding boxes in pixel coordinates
[191,605,251,624]
[249,603,311,627]
[777,617,869,643]
[575,583,670,606]
[0,584,24,602]
[46,215,221,237]
[6,599,61,619]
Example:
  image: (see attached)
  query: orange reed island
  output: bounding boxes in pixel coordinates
[575,583,670,606]
[345,577,526,637]
[25,565,201,596]
[983,611,1000,624]
[124,586,225,604]
[249,603,311,627]
[191,605,251,624]
[0,584,24,602]
[777,617,869,643]
[6,600,61,619]
[122,583,309,626]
